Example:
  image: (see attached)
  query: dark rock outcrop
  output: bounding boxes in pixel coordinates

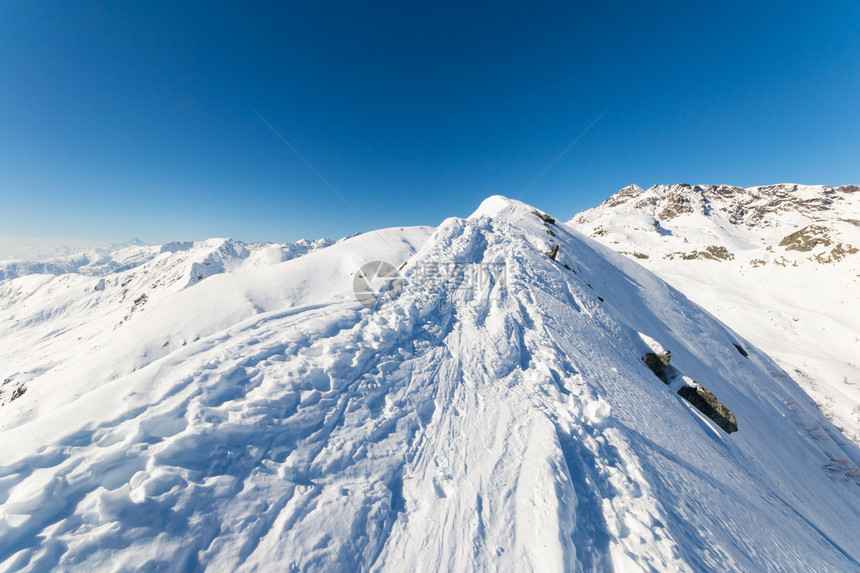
[779,225,832,252]
[642,352,672,384]
[642,348,738,434]
[678,385,738,434]
[9,386,26,402]
[533,210,556,225]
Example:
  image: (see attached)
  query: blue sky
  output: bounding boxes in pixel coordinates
[2,1,859,243]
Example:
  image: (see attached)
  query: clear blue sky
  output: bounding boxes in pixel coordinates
[2,1,859,243]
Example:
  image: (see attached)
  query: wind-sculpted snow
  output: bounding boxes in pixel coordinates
[1,199,859,571]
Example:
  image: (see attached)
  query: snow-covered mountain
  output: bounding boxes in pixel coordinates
[571,183,860,444]
[0,237,336,281]
[0,237,338,408]
[1,198,859,571]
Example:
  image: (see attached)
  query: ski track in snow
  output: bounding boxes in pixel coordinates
[1,198,859,571]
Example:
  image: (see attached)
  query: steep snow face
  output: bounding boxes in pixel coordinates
[1,201,859,571]
[571,184,860,443]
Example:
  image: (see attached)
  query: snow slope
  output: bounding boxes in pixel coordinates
[1,199,859,571]
[571,183,860,444]
[0,237,337,406]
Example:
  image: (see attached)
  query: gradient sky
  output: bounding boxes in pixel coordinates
[2,1,859,244]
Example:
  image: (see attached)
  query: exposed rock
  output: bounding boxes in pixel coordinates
[9,386,26,402]
[701,245,732,261]
[598,184,643,208]
[658,191,695,220]
[118,293,149,326]
[772,256,798,267]
[814,243,859,264]
[678,385,738,434]
[544,244,559,261]
[641,346,738,434]
[642,351,672,384]
[733,343,749,357]
[779,225,832,252]
[668,245,733,262]
[532,210,556,225]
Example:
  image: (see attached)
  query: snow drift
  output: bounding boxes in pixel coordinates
[1,197,858,571]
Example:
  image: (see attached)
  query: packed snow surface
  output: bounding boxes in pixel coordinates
[1,198,859,571]
[572,183,860,444]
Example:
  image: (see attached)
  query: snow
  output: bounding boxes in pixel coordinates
[1,197,859,571]
[0,237,337,281]
[571,183,860,444]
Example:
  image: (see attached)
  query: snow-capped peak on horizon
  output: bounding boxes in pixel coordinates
[586,182,860,229]
[574,182,860,265]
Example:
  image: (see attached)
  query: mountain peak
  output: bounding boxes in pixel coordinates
[583,182,860,231]
[468,194,531,220]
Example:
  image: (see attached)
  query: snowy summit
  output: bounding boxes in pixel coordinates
[1,196,859,571]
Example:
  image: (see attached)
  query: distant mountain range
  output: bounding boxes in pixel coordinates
[571,183,860,443]
[0,237,336,281]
